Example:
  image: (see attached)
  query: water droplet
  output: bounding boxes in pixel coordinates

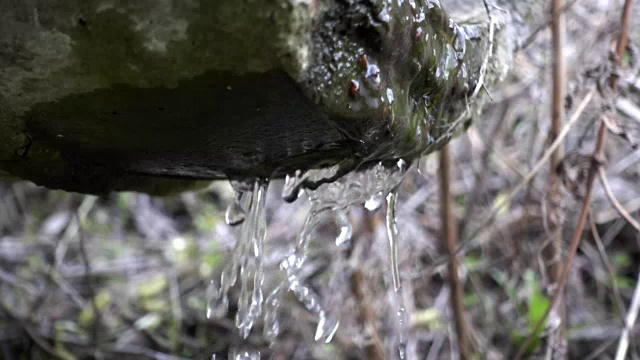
[283,171,304,202]
[453,25,467,60]
[335,211,352,246]
[365,63,381,88]
[378,5,391,23]
[365,191,385,211]
[386,191,408,358]
[397,306,408,359]
[263,287,282,342]
[386,88,395,105]
[385,192,401,292]
[206,280,228,319]
[225,191,245,226]
[426,0,441,9]
[210,179,269,340]
[315,311,340,343]
[229,349,261,360]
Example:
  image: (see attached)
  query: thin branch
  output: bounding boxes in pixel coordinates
[350,212,386,360]
[76,210,100,348]
[351,269,386,360]
[542,0,568,355]
[597,167,640,232]
[615,270,640,360]
[439,145,473,359]
[588,215,627,324]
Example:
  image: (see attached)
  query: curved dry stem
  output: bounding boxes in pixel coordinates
[597,167,640,232]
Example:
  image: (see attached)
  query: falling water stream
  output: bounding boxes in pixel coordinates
[207,160,411,359]
[386,192,408,359]
[203,0,493,355]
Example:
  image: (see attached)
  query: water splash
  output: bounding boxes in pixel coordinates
[212,160,411,356]
[306,160,408,211]
[276,209,343,343]
[282,171,304,202]
[281,164,346,203]
[208,179,269,340]
[228,349,261,360]
[386,191,408,359]
[263,287,282,341]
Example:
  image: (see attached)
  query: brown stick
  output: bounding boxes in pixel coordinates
[351,269,386,360]
[542,0,567,355]
[350,211,386,360]
[439,145,472,359]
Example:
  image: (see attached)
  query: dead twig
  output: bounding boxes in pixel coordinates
[439,145,473,359]
[615,269,640,360]
[588,215,627,324]
[76,210,100,348]
[542,0,568,356]
[351,269,386,360]
[597,167,640,232]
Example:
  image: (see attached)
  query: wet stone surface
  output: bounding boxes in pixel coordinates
[0,0,510,194]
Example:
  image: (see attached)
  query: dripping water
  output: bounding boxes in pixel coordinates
[263,287,282,341]
[385,192,401,292]
[386,191,408,359]
[335,210,352,247]
[210,160,411,357]
[258,208,340,344]
[225,191,246,226]
[207,179,269,342]
[235,181,268,338]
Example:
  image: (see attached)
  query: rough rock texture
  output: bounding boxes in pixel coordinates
[0,0,511,194]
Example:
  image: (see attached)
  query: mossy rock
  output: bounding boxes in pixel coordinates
[0,0,511,194]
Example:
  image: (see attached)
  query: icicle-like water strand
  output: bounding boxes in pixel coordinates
[208,184,252,319]
[294,210,340,342]
[228,349,261,360]
[273,209,340,343]
[385,192,401,292]
[386,191,408,359]
[262,286,282,342]
[207,179,269,343]
[235,180,268,338]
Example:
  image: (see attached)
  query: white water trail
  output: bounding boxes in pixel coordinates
[386,191,408,359]
[236,180,268,338]
[207,179,269,341]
